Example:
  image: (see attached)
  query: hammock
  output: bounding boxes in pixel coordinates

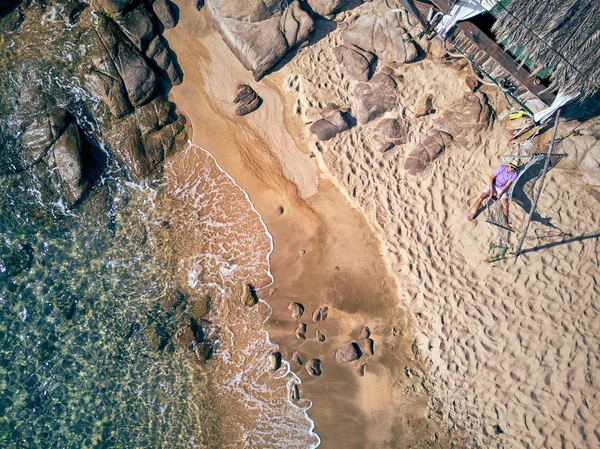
[485,139,566,239]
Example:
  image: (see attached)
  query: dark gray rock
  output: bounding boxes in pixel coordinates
[94,15,158,107]
[309,110,351,141]
[19,107,69,167]
[404,131,453,175]
[207,0,315,80]
[288,301,305,319]
[335,342,362,363]
[233,84,262,116]
[354,70,401,124]
[47,122,91,205]
[0,243,33,281]
[94,0,135,14]
[153,0,178,29]
[116,5,155,52]
[146,34,183,85]
[375,117,409,144]
[333,45,375,82]
[305,358,322,376]
[172,324,196,350]
[194,342,212,363]
[341,11,417,64]
[85,67,132,119]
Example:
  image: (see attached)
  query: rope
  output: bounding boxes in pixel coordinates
[513,109,561,260]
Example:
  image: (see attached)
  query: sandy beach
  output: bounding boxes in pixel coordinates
[165,1,600,448]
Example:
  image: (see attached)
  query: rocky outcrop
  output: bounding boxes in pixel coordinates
[187,295,210,319]
[269,351,282,371]
[305,358,322,376]
[312,306,328,322]
[93,15,158,108]
[374,117,409,146]
[153,0,178,29]
[233,84,262,116]
[333,45,375,82]
[288,301,305,319]
[207,0,315,80]
[146,34,183,86]
[295,322,307,340]
[194,342,212,363]
[434,93,493,147]
[341,11,417,64]
[404,131,453,176]
[358,326,370,339]
[354,69,401,124]
[309,110,351,141]
[292,351,303,365]
[116,5,155,52]
[335,342,362,363]
[315,329,326,342]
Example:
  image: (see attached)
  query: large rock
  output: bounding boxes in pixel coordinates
[374,117,409,145]
[241,283,258,307]
[85,67,132,119]
[333,45,375,82]
[116,5,155,52]
[354,70,401,124]
[404,131,453,175]
[434,93,493,147]
[47,122,91,205]
[153,0,178,29]
[145,35,183,85]
[306,0,354,16]
[207,0,315,80]
[94,15,158,107]
[309,110,351,141]
[335,342,362,363]
[341,11,417,64]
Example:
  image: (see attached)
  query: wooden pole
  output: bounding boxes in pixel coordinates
[513,109,561,260]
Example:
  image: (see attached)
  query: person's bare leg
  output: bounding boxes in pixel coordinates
[501,198,513,229]
[469,192,489,220]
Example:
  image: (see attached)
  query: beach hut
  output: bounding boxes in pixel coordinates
[400,0,600,122]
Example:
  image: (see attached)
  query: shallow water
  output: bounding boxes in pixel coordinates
[0,143,319,448]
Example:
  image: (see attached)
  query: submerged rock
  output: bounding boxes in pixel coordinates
[241,283,258,307]
[144,322,168,350]
[335,342,362,363]
[0,243,33,280]
[187,295,210,319]
[172,324,196,350]
[309,111,351,141]
[305,358,322,376]
[288,301,305,319]
[194,342,212,364]
[233,84,262,116]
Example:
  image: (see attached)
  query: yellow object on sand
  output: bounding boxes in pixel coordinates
[508,110,525,120]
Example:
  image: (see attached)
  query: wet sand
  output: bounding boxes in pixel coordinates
[165,3,451,447]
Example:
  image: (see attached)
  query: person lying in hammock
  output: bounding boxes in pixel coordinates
[468,159,520,228]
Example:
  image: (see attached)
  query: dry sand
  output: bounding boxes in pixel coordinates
[166,1,600,448]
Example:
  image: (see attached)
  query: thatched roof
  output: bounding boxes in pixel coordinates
[492,0,600,98]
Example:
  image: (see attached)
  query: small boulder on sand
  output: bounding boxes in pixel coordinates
[315,330,326,342]
[332,45,376,82]
[290,383,300,401]
[309,110,351,141]
[292,351,303,365]
[357,363,366,377]
[335,342,362,363]
[414,93,435,118]
[269,351,282,371]
[241,283,258,307]
[233,84,262,116]
[305,358,322,376]
[312,307,328,322]
[288,301,305,319]
[153,0,178,29]
[295,323,307,340]
[359,326,371,339]
[364,337,375,356]
[404,131,453,176]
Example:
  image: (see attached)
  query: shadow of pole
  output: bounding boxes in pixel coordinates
[519,233,600,255]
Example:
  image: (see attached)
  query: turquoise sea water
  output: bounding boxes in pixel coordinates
[0,166,212,448]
